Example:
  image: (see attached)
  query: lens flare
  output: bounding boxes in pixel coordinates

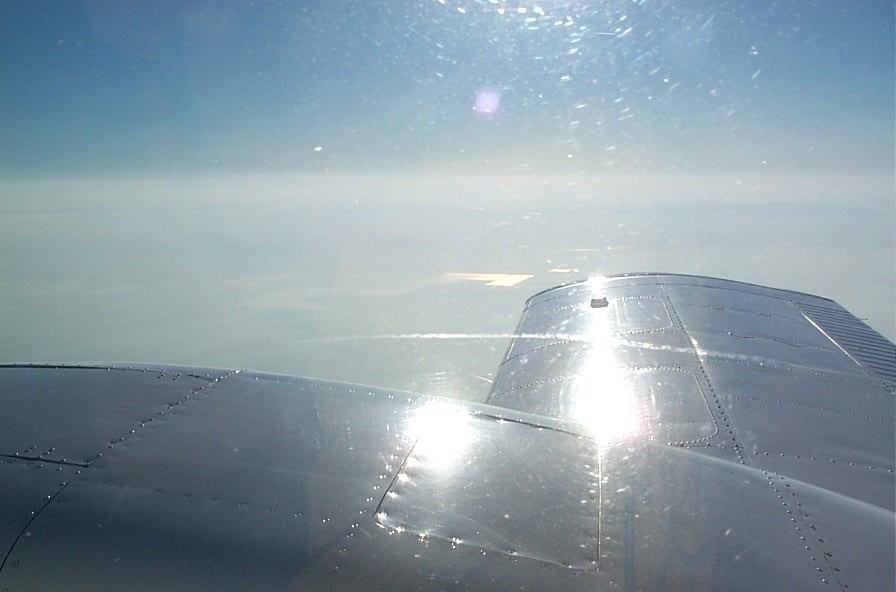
[473,87,502,117]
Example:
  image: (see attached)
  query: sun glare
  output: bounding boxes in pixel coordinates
[570,283,644,445]
[572,360,642,445]
[407,401,474,468]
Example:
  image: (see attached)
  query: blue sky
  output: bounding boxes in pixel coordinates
[1,2,894,374]
[1,1,893,174]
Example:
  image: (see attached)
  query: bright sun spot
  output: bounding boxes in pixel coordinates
[407,401,474,468]
[572,361,642,446]
[570,283,643,445]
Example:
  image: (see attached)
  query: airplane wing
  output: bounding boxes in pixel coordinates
[1,274,892,591]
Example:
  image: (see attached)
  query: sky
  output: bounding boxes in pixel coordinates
[0,2,893,386]
[1,171,893,394]
[1,1,893,175]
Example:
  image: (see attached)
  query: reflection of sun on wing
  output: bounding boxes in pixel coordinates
[570,281,644,445]
[572,361,643,446]
[406,401,474,468]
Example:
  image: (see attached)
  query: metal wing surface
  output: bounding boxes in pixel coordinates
[1,274,892,590]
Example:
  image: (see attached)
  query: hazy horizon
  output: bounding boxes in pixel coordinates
[2,171,892,399]
[2,3,893,397]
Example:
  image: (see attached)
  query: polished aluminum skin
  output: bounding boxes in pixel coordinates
[1,274,893,590]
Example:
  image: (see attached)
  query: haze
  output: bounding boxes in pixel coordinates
[1,2,893,398]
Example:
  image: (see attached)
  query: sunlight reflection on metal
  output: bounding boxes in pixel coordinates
[585,275,608,293]
[572,359,642,446]
[407,401,474,469]
[571,281,644,446]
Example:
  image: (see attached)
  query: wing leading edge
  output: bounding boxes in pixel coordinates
[0,274,893,590]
